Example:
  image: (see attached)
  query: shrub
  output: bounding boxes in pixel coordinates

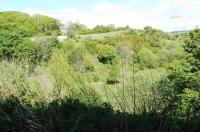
[103,37,116,46]
[107,64,120,84]
[63,39,76,50]
[83,40,98,54]
[157,48,174,66]
[0,30,41,64]
[13,39,41,64]
[68,46,86,65]
[48,37,62,48]
[84,61,95,72]
[138,48,159,69]
[176,88,200,120]
[47,49,75,98]
[66,23,92,38]
[36,37,62,62]
[97,45,119,64]
[92,73,100,82]
[92,24,116,33]
[0,30,22,60]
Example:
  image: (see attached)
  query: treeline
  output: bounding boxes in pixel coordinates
[0,11,61,37]
[66,23,130,38]
[0,11,62,66]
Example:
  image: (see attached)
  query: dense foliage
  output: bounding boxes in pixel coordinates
[0,11,200,132]
[97,45,119,64]
[0,30,40,64]
[67,23,130,38]
[0,11,61,37]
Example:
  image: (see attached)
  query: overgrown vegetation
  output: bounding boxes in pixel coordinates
[0,11,200,132]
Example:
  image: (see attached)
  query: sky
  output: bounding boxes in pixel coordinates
[0,0,200,32]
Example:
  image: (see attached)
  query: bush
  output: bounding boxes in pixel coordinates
[68,46,86,65]
[67,23,92,38]
[13,39,41,64]
[92,24,116,33]
[0,30,22,60]
[138,48,159,69]
[176,88,200,120]
[63,39,76,50]
[83,40,98,54]
[157,48,174,66]
[0,30,41,65]
[92,73,100,82]
[84,61,95,72]
[97,45,119,64]
[107,67,119,84]
[103,37,116,46]
[38,37,62,62]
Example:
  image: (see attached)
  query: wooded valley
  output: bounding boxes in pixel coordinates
[0,11,200,132]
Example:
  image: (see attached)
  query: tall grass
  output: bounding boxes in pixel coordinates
[0,59,104,131]
[0,41,188,131]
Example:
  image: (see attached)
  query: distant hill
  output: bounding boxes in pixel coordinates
[169,30,190,35]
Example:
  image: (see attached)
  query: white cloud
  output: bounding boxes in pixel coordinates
[22,0,200,31]
[145,0,200,31]
[23,8,43,15]
[6,8,14,11]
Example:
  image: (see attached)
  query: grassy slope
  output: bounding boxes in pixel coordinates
[78,30,130,39]
[93,68,168,112]
[76,31,185,112]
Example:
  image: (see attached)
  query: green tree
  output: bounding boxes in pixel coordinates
[107,64,119,84]
[0,11,36,37]
[157,29,200,127]
[67,23,91,38]
[93,24,115,33]
[0,11,61,37]
[67,46,86,72]
[102,37,116,46]
[0,30,22,60]
[138,47,159,69]
[97,45,119,64]
[0,30,41,64]
[176,88,200,120]
[83,40,98,54]
[33,15,61,35]
[36,37,62,62]
[13,39,41,64]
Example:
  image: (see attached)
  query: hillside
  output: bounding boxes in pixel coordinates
[0,11,200,132]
